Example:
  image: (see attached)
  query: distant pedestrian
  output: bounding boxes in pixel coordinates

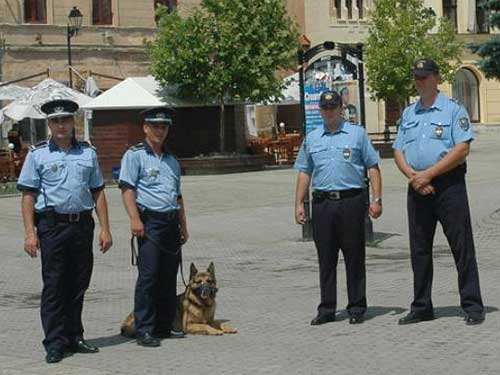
[394,58,484,325]
[17,99,113,363]
[119,107,188,347]
[294,90,382,326]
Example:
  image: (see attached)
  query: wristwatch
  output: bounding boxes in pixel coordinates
[372,197,382,205]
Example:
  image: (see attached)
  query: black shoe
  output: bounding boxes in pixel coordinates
[154,328,186,339]
[398,311,435,325]
[137,332,161,347]
[310,313,336,326]
[68,339,99,354]
[465,311,485,325]
[349,315,365,325]
[45,348,64,364]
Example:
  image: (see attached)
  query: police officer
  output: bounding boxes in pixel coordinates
[294,91,382,326]
[17,99,113,363]
[119,107,188,347]
[394,58,484,325]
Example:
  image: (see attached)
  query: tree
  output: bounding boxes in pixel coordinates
[469,1,500,80]
[148,0,298,153]
[365,0,463,125]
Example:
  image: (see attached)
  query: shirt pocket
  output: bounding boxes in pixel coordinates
[40,161,66,182]
[429,121,451,141]
[308,146,329,165]
[76,160,94,181]
[402,121,419,144]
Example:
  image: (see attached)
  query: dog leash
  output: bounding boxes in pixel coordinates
[130,233,188,288]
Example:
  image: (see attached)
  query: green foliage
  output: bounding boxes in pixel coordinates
[148,0,299,104]
[469,0,500,80]
[365,0,463,104]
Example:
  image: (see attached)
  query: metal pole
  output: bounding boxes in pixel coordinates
[298,49,313,241]
[67,24,73,88]
[356,43,374,243]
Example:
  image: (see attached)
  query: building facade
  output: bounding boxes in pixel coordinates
[303,0,500,131]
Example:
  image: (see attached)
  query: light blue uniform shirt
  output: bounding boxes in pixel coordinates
[17,140,105,213]
[294,120,380,191]
[118,142,181,212]
[393,92,473,171]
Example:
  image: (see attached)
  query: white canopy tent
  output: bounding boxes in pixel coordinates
[81,76,198,110]
[0,84,31,101]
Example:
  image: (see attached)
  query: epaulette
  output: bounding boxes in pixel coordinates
[130,142,145,151]
[78,140,96,150]
[30,141,48,151]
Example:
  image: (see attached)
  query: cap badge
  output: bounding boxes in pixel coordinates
[434,126,443,138]
[416,62,424,69]
[325,94,333,100]
[343,146,351,160]
[156,113,166,119]
[54,106,65,113]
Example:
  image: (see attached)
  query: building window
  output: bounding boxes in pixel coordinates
[357,0,364,19]
[442,0,457,29]
[155,0,177,13]
[334,0,341,19]
[476,0,490,33]
[24,0,46,24]
[346,0,353,19]
[93,0,113,25]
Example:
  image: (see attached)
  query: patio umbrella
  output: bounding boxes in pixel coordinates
[2,78,91,121]
[0,84,31,101]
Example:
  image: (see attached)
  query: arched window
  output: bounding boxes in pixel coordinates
[452,68,480,122]
[346,0,353,20]
[442,0,457,29]
[357,0,364,19]
[93,0,113,25]
[334,0,341,19]
[24,0,46,24]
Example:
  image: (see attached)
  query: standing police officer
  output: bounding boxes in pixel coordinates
[394,59,484,325]
[17,99,113,363]
[119,107,188,347]
[295,91,382,326]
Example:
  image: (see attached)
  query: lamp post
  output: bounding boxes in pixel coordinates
[67,6,83,88]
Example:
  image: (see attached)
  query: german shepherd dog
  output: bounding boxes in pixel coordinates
[120,262,237,336]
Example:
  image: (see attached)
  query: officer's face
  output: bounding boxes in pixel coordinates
[48,116,75,141]
[320,105,343,126]
[144,122,169,144]
[414,73,439,96]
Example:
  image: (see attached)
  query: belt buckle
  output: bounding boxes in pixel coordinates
[330,191,341,200]
[68,212,80,222]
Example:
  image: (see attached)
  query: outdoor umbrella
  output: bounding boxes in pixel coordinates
[2,78,91,121]
[0,84,31,101]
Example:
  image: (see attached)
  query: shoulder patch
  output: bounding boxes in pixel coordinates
[130,142,145,151]
[30,141,48,151]
[459,117,470,131]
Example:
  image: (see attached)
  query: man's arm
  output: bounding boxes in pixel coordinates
[178,197,189,244]
[368,165,382,218]
[22,192,39,257]
[410,142,469,191]
[295,171,311,225]
[93,189,113,253]
[121,187,144,237]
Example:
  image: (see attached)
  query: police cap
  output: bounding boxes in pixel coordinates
[413,58,440,78]
[319,91,342,108]
[41,99,79,119]
[141,107,174,125]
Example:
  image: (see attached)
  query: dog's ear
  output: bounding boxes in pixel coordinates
[207,262,216,280]
[189,263,198,280]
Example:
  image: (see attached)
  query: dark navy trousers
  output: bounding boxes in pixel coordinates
[312,193,367,317]
[37,216,94,352]
[134,214,180,336]
[407,168,483,314]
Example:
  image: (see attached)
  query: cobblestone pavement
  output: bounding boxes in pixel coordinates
[1,127,500,375]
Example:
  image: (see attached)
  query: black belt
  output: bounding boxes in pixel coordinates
[141,209,178,221]
[312,188,363,201]
[38,210,92,223]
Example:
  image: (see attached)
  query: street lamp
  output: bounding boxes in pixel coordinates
[67,6,83,88]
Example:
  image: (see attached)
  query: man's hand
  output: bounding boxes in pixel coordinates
[24,233,40,258]
[410,171,432,192]
[131,218,145,237]
[99,229,113,253]
[417,184,435,196]
[295,204,306,225]
[180,223,189,245]
[369,202,382,219]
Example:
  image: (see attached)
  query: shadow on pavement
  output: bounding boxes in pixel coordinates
[86,334,133,348]
[335,306,406,321]
[433,305,498,318]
